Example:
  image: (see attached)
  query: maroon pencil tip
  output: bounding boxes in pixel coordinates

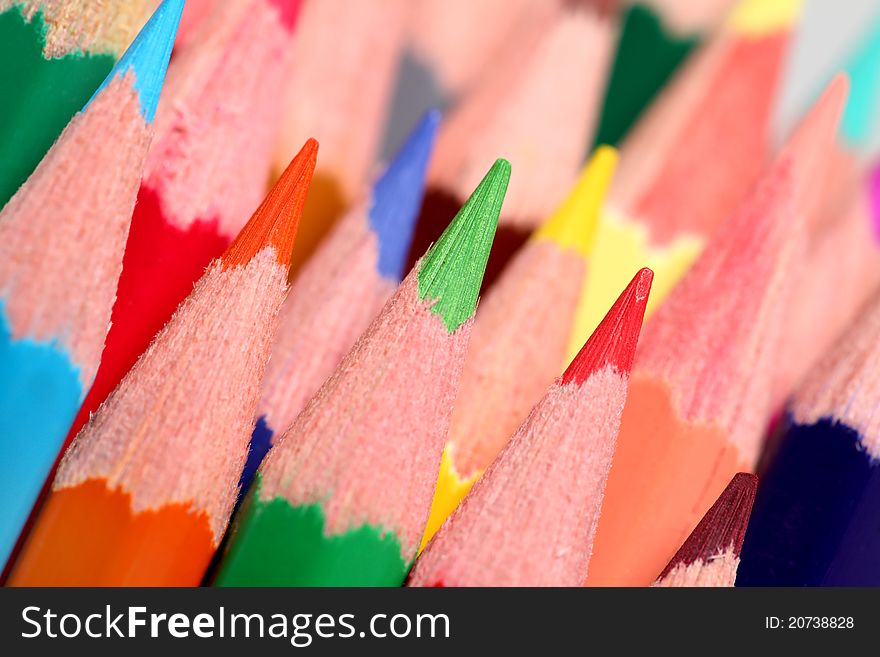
[657,472,758,580]
[562,267,653,385]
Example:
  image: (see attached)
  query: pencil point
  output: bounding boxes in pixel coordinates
[789,74,849,156]
[840,16,880,147]
[784,75,848,207]
[563,267,652,384]
[417,159,510,332]
[659,473,758,578]
[222,138,318,270]
[534,145,617,256]
[370,110,441,281]
[86,0,184,121]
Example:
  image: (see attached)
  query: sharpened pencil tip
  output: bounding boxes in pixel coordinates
[789,75,849,156]
[563,267,652,384]
[783,75,848,209]
[370,110,441,281]
[222,138,318,270]
[417,159,510,332]
[86,0,184,122]
[658,473,758,579]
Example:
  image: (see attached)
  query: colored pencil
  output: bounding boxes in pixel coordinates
[409,268,653,587]
[214,159,510,587]
[421,146,618,549]
[807,14,880,239]
[738,284,880,586]
[775,161,880,407]
[770,19,880,406]
[7,140,317,587]
[63,0,301,444]
[591,0,733,148]
[567,0,799,361]
[841,14,880,151]
[754,13,880,553]
[0,0,155,209]
[652,473,757,587]
[278,0,410,274]
[407,0,615,287]
[0,0,180,571]
[406,0,558,99]
[241,111,440,495]
[585,77,847,586]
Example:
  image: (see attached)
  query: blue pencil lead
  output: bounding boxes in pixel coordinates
[369,109,441,281]
[86,0,184,121]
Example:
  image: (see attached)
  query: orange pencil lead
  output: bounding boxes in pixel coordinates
[223,138,318,269]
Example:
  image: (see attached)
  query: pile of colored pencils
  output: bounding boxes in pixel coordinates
[2,0,880,587]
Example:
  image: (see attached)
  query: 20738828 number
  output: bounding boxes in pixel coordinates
[787,617,854,629]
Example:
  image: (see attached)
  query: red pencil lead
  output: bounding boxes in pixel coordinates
[562,267,653,385]
[222,138,318,270]
[658,473,757,580]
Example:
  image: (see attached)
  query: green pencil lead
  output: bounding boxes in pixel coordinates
[417,158,511,332]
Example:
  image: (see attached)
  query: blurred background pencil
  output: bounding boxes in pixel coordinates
[738,286,880,586]
[568,0,799,360]
[421,146,618,548]
[409,269,653,586]
[0,0,156,208]
[775,159,880,409]
[214,160,510,587]
[802,15,880,243]
[0,0,181,571]
[407,0,616,287]
[653,473,757,587]
[241,111,440,496]
[812,18,880,223]
[592,0,735,149]
[586,77,846,586]
[280,0,410,274]
[821,13,880,159]
[7,141,317,586]
[404,0,556,104]
[63,0,302,445]
[772,20,880,408]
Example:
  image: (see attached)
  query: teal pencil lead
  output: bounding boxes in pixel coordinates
[841,15,880,148]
